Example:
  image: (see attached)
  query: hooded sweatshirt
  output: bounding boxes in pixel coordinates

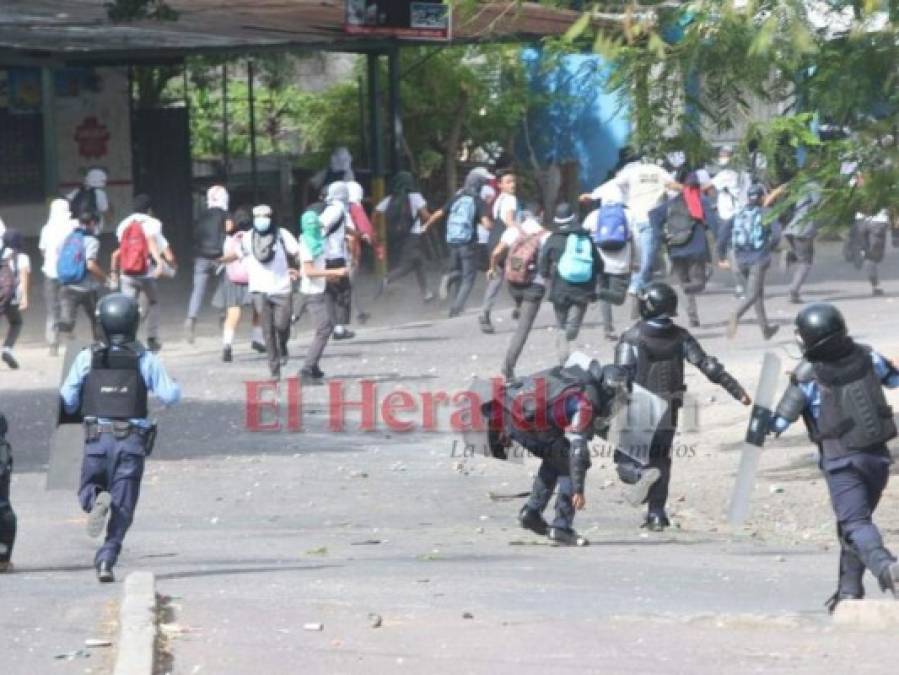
[39,199,75,279]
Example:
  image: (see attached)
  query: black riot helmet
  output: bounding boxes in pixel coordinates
[95,293,140,345]
[639,282,678,319]
[794,303,849,359]
[747,184,765,206]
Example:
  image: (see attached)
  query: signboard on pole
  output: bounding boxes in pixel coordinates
[345,1,451,40]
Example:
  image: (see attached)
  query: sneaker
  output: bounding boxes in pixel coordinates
[789,292,803,305]
[880,561,899,597]
[478,314,495,335]
[184,318,196,344]
[87,492,112,539]
[423,291,435,304]
[825,591,863,615]
[1,351,19,370]
[518,506,548,536]
[873,287,885,297]
[642,512,670,532]
[726,314,739,340]
[96,560,115,583]
[222,346,233,363]
[438,274,451,300]
[147,338,162,353]
[299,366,325,385]
[251,341,267,354]
[332,328,355,341]
[762,324,780,341]
[624,467,661,507]
[547,527,589,547]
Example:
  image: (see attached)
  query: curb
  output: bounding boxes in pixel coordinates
[114,571,157,675]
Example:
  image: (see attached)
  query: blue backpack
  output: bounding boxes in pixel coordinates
[593,204,628,251]
[446,194,477,244]
[57,230,88,284]
[557,233,594,284]
[732,207,768,253]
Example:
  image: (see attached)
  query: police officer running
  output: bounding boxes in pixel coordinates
[60,294,181,582]
[769,303,899,611]
[615,282,751,530]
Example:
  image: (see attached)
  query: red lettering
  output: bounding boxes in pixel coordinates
[382,390,416,432]
[421,391,449,431]
[245,380,281,432]
[450,390,486,432]
[510,377,549,433]
[328,380,377,431]
[286,377,302,432]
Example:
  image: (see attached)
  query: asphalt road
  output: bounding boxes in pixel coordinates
[2,241,898,674]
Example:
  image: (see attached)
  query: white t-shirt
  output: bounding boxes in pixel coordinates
[375,192,428,235]
[583,208,632,275]
[239,228,300,296]
[500,217,549,286]
[476,184,497,244]
[39,221,74,279]
[298,239,327,295]
[711,168,750,221]
[1,249,30,304]
[116,213,168,278]
[320,203,354,261]
[492,193,519,227]
[614,162,675,223]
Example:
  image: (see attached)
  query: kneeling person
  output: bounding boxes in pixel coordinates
[60,294,181,582]
[489,356,626,546]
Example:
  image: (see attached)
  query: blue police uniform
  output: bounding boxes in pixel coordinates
[61,346,180,567]
[772,348,898,604]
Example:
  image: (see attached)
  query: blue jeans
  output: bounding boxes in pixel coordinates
[628,221,658,294]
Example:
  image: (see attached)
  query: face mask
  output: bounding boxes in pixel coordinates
[719,156,731,166]
[253,217,272,233]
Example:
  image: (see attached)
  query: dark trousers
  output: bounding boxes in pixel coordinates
[823,451,896,595]
[786,236,814,297]
[526,460,576,530]
[325,259,352,326]
[553,301,588,341]
[78,431,147,566]
[302,294,334,370]
[503,285,543,378]
[58,286,101,340]
[615,410,678,516]
[252,293,291,376]
[386,235,428,295]
[44,276,61,346]
[447,243,479,314]
[734,262,771,333]
[2,304,22,349]
[670,257,706,324]
[0,446,15,563]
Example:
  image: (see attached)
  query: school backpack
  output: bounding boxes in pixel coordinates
[385,194,414,241]
[505,227,542,286]
[69,187,98,219]
[593,204,629,251]
[225,232,249,284]
[446,194,477,245]
[663,197,696,248]
[731,207,768,253]
[57,230,88,284]
[0,248,17,314]
[557,233,594,284]
[194,208,227,258]
[119,219,149,276]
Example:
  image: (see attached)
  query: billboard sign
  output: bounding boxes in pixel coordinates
[345,1,451,40]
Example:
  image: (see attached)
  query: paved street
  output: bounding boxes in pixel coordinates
[2,242,898,674]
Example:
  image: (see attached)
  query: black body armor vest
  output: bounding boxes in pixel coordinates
[81,345,148,420]
[630,323,687,396]
[812,344,896,457]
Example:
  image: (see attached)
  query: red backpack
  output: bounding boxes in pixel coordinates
[120,220,149,276]
[504,225,542,286]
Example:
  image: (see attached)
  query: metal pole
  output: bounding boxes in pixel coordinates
[387,46,403,175]
[41,66,58,199]
[222,63,230,183]
[248,59,258,203]
[367,52,386,276]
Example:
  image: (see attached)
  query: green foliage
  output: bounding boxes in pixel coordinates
[105,0,178,21]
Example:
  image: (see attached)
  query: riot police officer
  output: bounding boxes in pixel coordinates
[60,294,181,582]
[488,355,627,546]
[770,303,899,611]
[0,413,15,573]
[614,282,751,531]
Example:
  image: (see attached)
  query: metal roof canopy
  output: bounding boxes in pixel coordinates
[0,0,582,66]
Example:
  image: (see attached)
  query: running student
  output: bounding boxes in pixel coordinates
[375,172,434,303]
[488,202,548,381]
[0,230,30,369]
[38,199,74,356]
[185,185,231,343]
[57,210,106,342]
[424,171,492,318]
[479,169,519,334]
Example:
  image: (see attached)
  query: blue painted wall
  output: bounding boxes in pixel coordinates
[521,48,631,190]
